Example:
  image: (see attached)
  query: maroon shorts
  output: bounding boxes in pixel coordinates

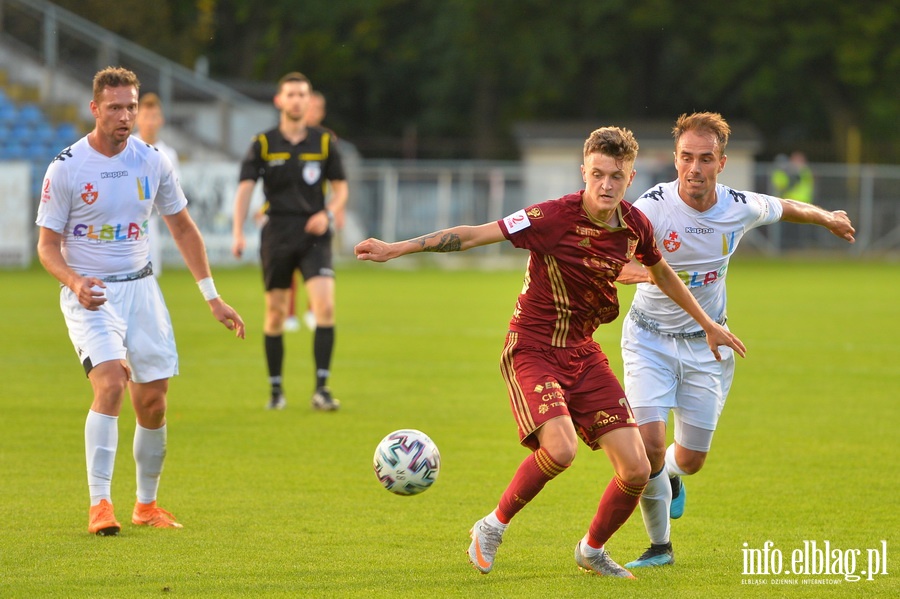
[499,332,637,451]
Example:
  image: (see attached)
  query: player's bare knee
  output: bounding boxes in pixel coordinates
[89,368,128,405]
[679,455,706,475]
[135,399,167,428]
[547,442,577,467]
[619,457,651,485]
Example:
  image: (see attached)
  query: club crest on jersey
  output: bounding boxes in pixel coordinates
[303,161,322,185]
[526,206,543,219]
[663,230,681,252]
[80,181,99,205]
[626,238,637,261]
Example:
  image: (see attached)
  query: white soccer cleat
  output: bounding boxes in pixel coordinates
[467,517,504,574]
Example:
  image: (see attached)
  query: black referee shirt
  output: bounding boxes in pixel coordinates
[239,126,346,218]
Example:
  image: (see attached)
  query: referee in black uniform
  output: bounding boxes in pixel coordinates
[231,72,348,411]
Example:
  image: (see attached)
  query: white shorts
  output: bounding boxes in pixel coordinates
[60,275,178,383]
[621,316,735,432]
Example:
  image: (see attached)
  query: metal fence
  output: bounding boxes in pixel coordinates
[7,155,900,269]
[751,163,900,255]
[349,160,900,258]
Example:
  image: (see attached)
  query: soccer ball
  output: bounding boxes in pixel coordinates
[373,429,441,496]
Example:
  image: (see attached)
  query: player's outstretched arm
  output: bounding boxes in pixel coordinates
[647,258,746,361]
[779,199,856,243]
[355,222,505,263]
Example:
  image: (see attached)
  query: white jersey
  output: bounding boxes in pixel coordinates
[35,135,187,277]
[135,135,180,177]
[630,181,782,333]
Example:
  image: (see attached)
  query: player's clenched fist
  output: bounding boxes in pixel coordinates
[355,238,395,262]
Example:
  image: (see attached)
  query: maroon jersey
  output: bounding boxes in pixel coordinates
[499,192,662,348]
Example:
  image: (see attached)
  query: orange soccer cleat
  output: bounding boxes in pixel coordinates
[88,499,121,536]
[132,500,183,529]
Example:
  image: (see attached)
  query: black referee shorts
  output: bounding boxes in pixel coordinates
[260,217,334,291]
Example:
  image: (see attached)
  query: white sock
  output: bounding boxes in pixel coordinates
[665,444,689,477]
[485,510,508,531]
[85,410,118,505]
[134,423,167,505]
[639,469,672,545]
[581,534,603,555]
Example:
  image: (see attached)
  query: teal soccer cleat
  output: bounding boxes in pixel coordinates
[670,475,686,519]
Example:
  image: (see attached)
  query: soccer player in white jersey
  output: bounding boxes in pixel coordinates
[35,67,245,536]
[621,112,855,568]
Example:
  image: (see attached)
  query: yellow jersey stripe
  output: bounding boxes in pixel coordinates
[544,255,571,347]
[500,333,535,434]
[259,134,290,161]
[299,132,331,161]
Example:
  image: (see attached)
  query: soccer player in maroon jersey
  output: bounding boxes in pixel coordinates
[354,126,745,578]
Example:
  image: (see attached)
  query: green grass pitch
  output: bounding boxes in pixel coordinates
[0,257,896,598]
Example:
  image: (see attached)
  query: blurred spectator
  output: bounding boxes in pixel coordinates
[771,151,814,203]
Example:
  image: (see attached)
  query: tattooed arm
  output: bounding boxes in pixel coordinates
[355,222,505,263]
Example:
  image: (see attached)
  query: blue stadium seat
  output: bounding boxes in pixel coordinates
[0,103,17,126]
[17,103,44,126]
[10,121,33,140]
[56,122,79,144]
[34,122,57,145]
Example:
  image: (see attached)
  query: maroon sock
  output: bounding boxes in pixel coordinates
[586,476,646,549]
[496,448,568,524]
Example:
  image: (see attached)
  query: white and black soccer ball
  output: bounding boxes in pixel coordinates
[373,429,441,496]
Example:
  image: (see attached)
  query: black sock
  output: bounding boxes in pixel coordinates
[313,326,334,388]
[670,475,682,498]
[265,334,284,394]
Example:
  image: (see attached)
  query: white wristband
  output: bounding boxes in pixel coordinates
[197,277,219,301]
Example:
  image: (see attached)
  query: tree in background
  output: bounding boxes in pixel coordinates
[52,0,900,162]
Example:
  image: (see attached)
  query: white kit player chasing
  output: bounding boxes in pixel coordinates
[619,112,856,568]
[35,67,245,536]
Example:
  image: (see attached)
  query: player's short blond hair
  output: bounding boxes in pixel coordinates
[583,126,639,164]
[93,67,140,101]
[673,112,731,156]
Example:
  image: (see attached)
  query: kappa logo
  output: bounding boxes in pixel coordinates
[80,181,99,205]
[642,186,666,202]
[526,206,543,219]
[52,147,74,163]
[663,230,681,252]
[728,188,747,204]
